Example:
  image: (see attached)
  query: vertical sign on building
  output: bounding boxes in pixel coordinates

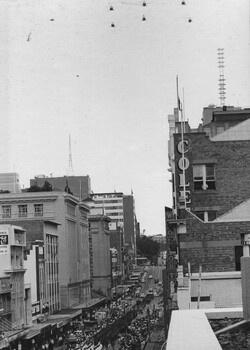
[0,230,9,255]
[176,139,191,209]
[163,207,178,338]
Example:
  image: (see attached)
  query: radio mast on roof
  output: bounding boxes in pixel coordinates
[68,134,74,176]
[217,48,226,106]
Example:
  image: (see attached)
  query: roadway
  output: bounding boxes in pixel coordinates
[141,265,164,296]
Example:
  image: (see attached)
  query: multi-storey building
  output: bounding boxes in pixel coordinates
[22,220,60,318]
[91,192,139,273]
[0,191,91,309]
[0,225,31,332]
[123,195,137,264]
[168,106,250,273]
[92,192,124,230]
[89,213,111,297]
[30,175,91,200]
[91,192,124,276]
[109,227,124,282]
[0,173,21,194]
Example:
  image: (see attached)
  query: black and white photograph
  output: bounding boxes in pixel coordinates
[0,1,249,349]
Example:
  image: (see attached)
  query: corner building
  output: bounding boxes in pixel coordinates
[0,191,91,309]
[168,106,250,273]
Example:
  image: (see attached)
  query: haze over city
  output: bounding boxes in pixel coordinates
[0,0,249,235]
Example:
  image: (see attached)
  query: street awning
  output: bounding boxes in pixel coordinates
[23,323,51,339]
[23,328,41,340]
[44,316,70,328]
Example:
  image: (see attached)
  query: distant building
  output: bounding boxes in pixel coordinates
[30,175,91,200]
[91,192,139,274]
[158,251,166,266]
[91,192,124,230]
[89,213,111,297]
[149,234,166,245]
[0,173,21,193]
[109,227,124,282]
[123,195,137,264]
[91,192,125,277]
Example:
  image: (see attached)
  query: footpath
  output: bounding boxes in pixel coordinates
[144,317,165,350]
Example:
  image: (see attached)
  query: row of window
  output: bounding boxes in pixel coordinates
[94,200,123,204]
[1,204,43,218]
[106,212,122,217]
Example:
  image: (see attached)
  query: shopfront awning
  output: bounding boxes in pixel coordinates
[72,298,106,311]
[23,328,41,340]
[44,316,70,328]
[23,323,51,340]
[0,329,30,345]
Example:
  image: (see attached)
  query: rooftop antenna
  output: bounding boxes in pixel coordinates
[68,134,74,176]
[217,48,226,106]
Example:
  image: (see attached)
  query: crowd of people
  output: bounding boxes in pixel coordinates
[53,293,162,350]
[117,309,160,350]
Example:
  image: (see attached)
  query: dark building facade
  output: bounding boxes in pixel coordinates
[123,195,137,264]
[30,175,91,200]
[168,106,250,273]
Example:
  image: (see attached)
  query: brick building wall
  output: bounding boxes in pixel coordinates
[179,213,250,273]
[174,134,250,216]
[174,133,250,273]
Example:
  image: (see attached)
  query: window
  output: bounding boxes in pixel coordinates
[2,205,11,218]
[18,205,27,217]
[235,246,243,271]
[195,211,217,222]
[66,204,75,216]
[34,204,43,217]
[193,164,216,190]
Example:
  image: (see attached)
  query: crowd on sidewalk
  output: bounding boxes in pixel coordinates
[116,305,161,350]
[47,296,162,350]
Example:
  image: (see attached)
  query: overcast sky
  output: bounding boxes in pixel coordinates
[0,0,249,235]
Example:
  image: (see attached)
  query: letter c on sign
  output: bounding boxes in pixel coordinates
[177,140,188,154]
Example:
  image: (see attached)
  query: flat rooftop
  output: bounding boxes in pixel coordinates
[166,307,243,350]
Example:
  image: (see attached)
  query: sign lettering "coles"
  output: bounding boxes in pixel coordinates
[177,140,191,207]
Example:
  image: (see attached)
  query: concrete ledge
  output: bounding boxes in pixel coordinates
[166,310,222,350]
[205,307,243,319]
[189,271,241,280]
[166,307,243,350]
